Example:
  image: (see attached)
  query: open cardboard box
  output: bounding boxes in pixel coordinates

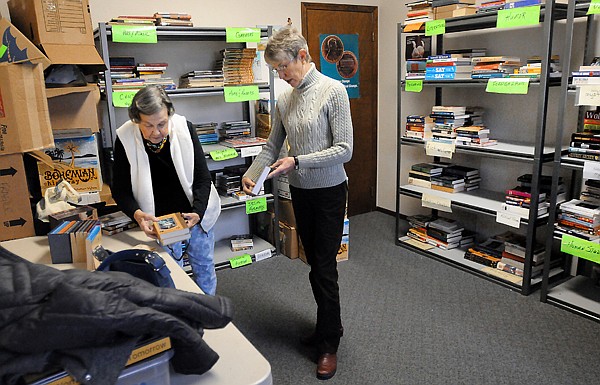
[0,153,36,241]
[0,17,51,68]
[46,85,100,133]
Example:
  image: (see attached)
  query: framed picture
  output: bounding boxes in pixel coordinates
[405,35,431,61]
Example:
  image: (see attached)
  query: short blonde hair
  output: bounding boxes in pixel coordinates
[265,26,312,63]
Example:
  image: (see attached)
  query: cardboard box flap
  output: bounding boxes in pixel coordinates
[45,85,101,133]
[41,44,106,74]
[46,84,99,98]
[0,18,51,69]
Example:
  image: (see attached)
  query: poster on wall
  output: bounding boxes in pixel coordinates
[319,34,359,99]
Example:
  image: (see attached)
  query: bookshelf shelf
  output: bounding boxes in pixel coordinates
[95,26,270,41]
[214,236,276,271]
[544,275,600,322]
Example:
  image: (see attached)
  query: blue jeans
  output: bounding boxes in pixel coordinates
[164,225,217,295]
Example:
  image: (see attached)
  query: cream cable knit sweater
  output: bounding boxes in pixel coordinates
[245,64,353,189]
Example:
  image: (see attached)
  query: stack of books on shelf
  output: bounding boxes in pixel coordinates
[494,231,545,277]
[568,112,600,161]
[192,122,219,145]
[216,172,242,197]
[109,15,157,25]
[153,12,193,27]
[221,136,268,148]
[153,213,191,246]
[179,70,224,88]
[425,54,473,81]
[464,237,504,268]
[582,109,600,133]
[502,181,549,219]
[217,48,257,85]
[111,78,146,91]
[230,234,254,252]
[471,56,521,79]
[510,55,561,79]
[425,217,465,249]
[431,164,480,193]
[432,0,477,19]
[555,199,600,242]
[445,48,486,60]
[517,173,566,204]
[137,63,176,90]
[218,120,251,140]
[404,0,433,26]
[580,179,600,204]
[571,57,600,85]
[406,59,427,79]
[454,125,496,147]
[98,211,138,235]
[430,106,471,143]
[408,162,448,188]
[404,115,433,139]
[476,0,507,13]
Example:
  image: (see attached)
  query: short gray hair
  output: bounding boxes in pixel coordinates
[265,26,312,63]
[128,85,175,123]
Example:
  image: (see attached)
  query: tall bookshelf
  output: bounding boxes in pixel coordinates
[94,24,279,270]
[395,1,587,295]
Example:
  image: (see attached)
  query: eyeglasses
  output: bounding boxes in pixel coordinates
[268,57,297,74]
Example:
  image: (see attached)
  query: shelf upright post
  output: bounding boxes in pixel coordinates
[522,0,557,295]
[395,22,404,244]
[97,23,117,148]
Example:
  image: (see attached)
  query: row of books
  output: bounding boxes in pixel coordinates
[501,174,565,219]
[568,111,600,161]
[572,57,600,85]
[408,162,480,193]
[407,215,473,250]
[109,12,193,27]
[180,70,224,88]
[48,219,102,265]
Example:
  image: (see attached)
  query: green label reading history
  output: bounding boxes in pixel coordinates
[112,25,157,43]
[588,0,600,15]
[561,234,600,264]
[209,148,238,161]
[246,196,267,214]
[486,78,530,94]
[425,20,445,36]
[226,27,261,43]
[230,254,252,268]
[497,6,541,28]
[112,91,137,107]
[405,80,423,92]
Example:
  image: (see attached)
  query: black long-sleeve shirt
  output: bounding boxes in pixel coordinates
[111,121,212,220]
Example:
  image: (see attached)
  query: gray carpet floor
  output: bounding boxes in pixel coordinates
[216,211,600,385]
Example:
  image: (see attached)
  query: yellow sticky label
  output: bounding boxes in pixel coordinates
[0,44,7,58]
[210,148,238,161]
[112,91,137,108]
[224,85,260,103]
[226,27,261,43]
[561,234,600,264]
[425,20,445,36]
[405,80,423,92]
[486,78,530,95]
[230,253,252,268]
[112,25,158,43]
[246,196,267,214]
[497,6,541,28]
[588,0,600,15]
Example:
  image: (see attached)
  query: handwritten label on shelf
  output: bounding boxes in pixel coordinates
[209,148,238,161]
[224,85,260,103]
[588,0,600,15]
[425,20,445,36]
[561,234,600,264]
[111,25,157,43]
[575,85,600,106]
[112,91,137,107]
[421,192,452,213]
[241,145,263,158]
[486,78,530,95]
[496,5,541,29]
[246,196,267,214]
[230,254,253,268]
[405,80,423,92]
[254,249,272,262]
[496,210,521,229]
[425,141,455,159]
[583,161,600,180]
[226,27,261,43]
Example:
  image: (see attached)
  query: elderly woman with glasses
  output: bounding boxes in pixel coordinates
[111,85,221,295]
[242,26,353,380]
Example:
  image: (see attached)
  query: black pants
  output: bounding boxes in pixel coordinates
[290,181,347,354]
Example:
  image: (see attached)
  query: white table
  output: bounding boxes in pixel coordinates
[1,229,272,385]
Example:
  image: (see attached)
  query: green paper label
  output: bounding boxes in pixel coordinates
[588,0,600,15]
[405,80,423,92]
[246,196,267,214]
[486,78,530,94]
[112,25,157,43]
[561,234,600,264]
[425,20,445,36]
[497,6,541,28]
[0,44,7,58]
[112,91,137,107]
[224,85,260,103]
[230,254,253,268]
[210,148,238,161]
[226,27,261,43]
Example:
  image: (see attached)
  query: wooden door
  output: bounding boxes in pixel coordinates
[301,3,378,217]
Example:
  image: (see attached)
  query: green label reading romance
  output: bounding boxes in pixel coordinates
[230,254,252,268]
[561,234,600,264]
[486,78,530,95]
[226,27,261,43]
[497,6,541,29]
[112,91,137,107]
[425,20,445,36]
[405,80,423,92]
[112,25,157,43]
[210,148,238,161]
[224,85,260,103]
[246,196,267,214]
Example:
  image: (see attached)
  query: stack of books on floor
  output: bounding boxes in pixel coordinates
[510,55,561,79]
[430,105,470,143]
[153,213,191,246]
[179,70,224,88]
[425,54,473,81]
[218,120,251,140]
[408,162,448,189]
[193,122,219,145]
[502,180,549,219]
[555,199,600,242]
[494,231,545,277]
[471,56,521,79]
[217,48,256,85]
[153,12,193,27]
[404,0,433,26]
[230,234,254,252]
[404,115,432,139]
[99,210,138,235]
[571,56,600,85]
[406,215,465,250]
[569,131,600,162]
[464,237,504,268]
[431,164,480,193]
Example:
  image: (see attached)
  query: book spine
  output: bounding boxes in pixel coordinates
[425,72,456,80]
[426,66,457,73]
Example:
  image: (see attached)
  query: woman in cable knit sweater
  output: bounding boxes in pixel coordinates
[242,27,353,381]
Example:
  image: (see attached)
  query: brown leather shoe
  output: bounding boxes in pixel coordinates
[316,353,337,380]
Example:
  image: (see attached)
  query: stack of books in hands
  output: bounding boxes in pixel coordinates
[230,234,254,252]
[153,213,191,246]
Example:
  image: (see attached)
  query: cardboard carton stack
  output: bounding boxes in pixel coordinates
[432,0,477,19]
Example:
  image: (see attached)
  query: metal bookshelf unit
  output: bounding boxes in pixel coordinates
[94,24,279,270]
[395,1,585,295]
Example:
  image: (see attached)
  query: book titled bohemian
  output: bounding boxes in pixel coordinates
[153,212,191,245]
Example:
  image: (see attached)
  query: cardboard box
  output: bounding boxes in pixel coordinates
[0,153,35,241]
[279,221,298,259]
[0,62,54,155]
[298,235,350,264]
[46,86,100,132]
[434,5,477,19]
[7,0,104,70]
[278,198,296,227]
[0,17,51,68]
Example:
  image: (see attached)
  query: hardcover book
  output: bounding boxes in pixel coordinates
[153,213,190,245]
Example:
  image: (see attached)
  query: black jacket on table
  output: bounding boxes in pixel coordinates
[0,246,233,384]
